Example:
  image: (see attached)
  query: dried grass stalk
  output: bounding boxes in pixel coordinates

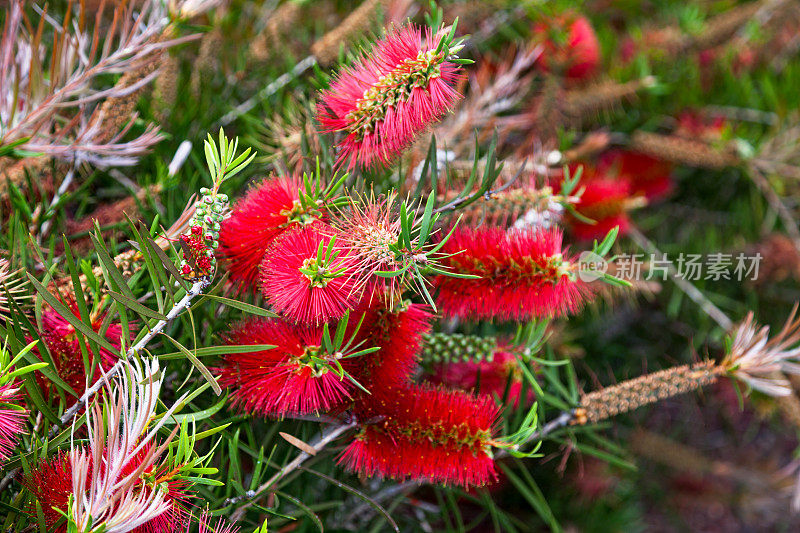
[574,361,723,424]
[629,131,741,169]
[311,0,385,66]
[249,1,303,62]
[561,77,656,126]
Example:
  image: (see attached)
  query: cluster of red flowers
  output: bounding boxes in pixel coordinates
[559,150,674,241]
[32,303,125,405]
[179,225,215,279]
[216,21,606,488]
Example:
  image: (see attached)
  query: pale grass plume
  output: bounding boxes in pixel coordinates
[0,0,214,168]
[722,304,800,397]
[68,358,181,532]
[0,257,29,320]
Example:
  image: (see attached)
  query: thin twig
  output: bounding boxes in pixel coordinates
[628,227,733,330]
[218,56,318,127]
[226,421,357,521]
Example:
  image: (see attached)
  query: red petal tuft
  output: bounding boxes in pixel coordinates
[218,176,310,293]
[433,226,592,320]
[219,318,354,417]
[345,301,433,395]
[260,224,361,324]
[340,384,499,487]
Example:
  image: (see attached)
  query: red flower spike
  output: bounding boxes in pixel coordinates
[340,384,499,487]
[426,348,534,408]
[597,150,674,201]
[345,301,433,397]
[317,24,463,169]
[218,176,317,293]
[432,226,592,320]
[533,14,601,81]
[260,224,360,325]
[568,177,636,241]
[218,318,354,417]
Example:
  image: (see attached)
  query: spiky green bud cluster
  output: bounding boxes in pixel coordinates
[192,188,229,249]
[420,333,498,364]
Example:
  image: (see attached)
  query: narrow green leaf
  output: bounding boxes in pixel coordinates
[108,291,168,321]
[145,236,191,291]
[91,231,136,301]
[162,333,222,395]
[26,274,118,355]
[201,294,277,317]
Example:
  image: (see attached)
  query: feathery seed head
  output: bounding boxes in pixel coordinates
[722,306,800,397]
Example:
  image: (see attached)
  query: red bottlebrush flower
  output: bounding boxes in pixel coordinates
[317,24,463,169]
[426,348,534,408]
[22,452,73,530]
[346,301,433,394]
[329,193,413,305]
[260,224,360,324]
[675,110,728,142]
[219,176,323,293]
[33,306,125,404]
[340,384,499,487]
[432,226,591,321]
[0,384,26,462]
[597,149,674,201]
[219,318,354,417]
[566,176,638,241]
[533,14,601,81]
